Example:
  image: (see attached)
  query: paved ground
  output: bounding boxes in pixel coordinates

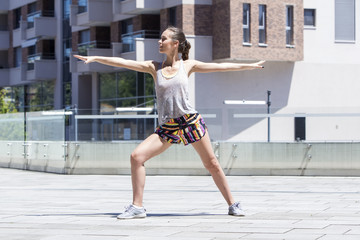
[0,168,360,240]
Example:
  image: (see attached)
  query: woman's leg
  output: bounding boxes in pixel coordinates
[191,130,235,206]
[130,133,172,207]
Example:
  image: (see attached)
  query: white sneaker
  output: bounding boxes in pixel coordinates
[117,204,147,219]
[228,201,245,216]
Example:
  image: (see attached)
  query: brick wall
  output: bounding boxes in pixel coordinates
[181,4,212,36]
[72,32,79,51]
[213,0,303,61]
[160,6,182,33]
[111,21,121,43]
[213,0,231,59]
[160,9,168,33]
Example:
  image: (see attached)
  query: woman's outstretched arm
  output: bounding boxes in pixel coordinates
[73,55,157,78]
[187,60,265,75]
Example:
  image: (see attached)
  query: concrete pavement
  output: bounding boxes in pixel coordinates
[0,168,360,240]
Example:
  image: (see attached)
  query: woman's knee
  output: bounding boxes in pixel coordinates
[203,156,222,173]
[130,151,147,166]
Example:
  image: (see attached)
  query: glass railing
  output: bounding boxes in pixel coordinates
[1,108,360,142]
[121,30,160,53]
[26,10,55,29]
[78,0,88,13]
[77,41,111,56]
[1,109,360,175]
[27,53,56,70]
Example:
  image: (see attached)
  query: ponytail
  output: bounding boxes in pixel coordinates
[179,40,191,60]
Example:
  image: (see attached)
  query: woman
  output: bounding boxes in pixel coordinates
[74,26,264,219]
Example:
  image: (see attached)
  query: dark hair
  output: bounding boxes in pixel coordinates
[166,26,191,60]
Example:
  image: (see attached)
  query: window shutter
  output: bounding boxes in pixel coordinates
[335,0,355,41]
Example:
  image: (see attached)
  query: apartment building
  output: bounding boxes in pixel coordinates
[0,0,359,142]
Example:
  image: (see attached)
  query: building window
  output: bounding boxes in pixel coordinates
[98,71,155,141]
[13,8,21,29]
[286,5,294,46]
[294,117,306,141]
[259,5,266,45]
[169,7,177,27]
[25,81,55,112]
[77,29,91,55]
[121,19,134,52]
[62,0,72,108]
[335,0,355,42]
[27,2,40,29]
[243,3,251,44]
[304,9,316,27]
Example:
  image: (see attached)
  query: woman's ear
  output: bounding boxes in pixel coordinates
[173,40,179,49]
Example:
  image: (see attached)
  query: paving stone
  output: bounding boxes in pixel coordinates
[1,168,360,240]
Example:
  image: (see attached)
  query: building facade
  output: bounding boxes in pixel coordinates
[0,0,359,142]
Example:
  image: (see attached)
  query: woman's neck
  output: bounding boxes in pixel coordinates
[164,53,180,66]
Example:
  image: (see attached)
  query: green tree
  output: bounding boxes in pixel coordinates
[0,88,24,140]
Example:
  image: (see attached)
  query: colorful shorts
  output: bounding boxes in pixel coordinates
[155,113,207,146]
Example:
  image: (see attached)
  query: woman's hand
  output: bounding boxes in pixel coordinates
[251,60,266,69]
[73,55,97,64]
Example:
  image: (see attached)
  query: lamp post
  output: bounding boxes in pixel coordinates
[267,90,271,142]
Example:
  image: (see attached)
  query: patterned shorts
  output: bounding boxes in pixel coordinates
[155,113,207,146]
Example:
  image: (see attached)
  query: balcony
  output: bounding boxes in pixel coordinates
[25,11,57,39]
[70,0,112,27]
[112,30,163,61]
[113,30,162,61]
[0,30,9,50]
[12,24,24,47]
[9,63,26,85]
[26,53,57,81]
[0,68,10,87]
[113,0,162,15]
[72,41,113,73]
[0,1,9,11]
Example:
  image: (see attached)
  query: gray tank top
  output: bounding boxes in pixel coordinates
[155,60,197,125]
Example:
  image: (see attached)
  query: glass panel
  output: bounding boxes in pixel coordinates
[259,5,266,44]
[304,9,315,26]
[243,4,250,26]
[286,6,294,45]
[63,0,71,18]
[26,111,65,141]
[78,0,88,13]
[243,3,250,43]
[117,71,136,98]
[0,112,25,141]
[42,81,55,111]
[99,73,116,99]
[335,0,355,41]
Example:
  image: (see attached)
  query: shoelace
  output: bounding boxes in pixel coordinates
[124,205,146,213]
[230,202,241,209]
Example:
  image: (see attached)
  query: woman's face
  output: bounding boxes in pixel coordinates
[158,30,178,54]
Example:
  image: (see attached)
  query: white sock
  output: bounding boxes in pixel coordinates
[132,204,143,209]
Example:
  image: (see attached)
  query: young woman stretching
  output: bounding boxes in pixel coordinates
[74,26,264,219]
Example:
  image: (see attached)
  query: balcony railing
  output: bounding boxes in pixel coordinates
[78,0,88,13]
[77,41,111,56]
[121,30,159,53]
[27,10,55,29]
[27,53,55,70]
